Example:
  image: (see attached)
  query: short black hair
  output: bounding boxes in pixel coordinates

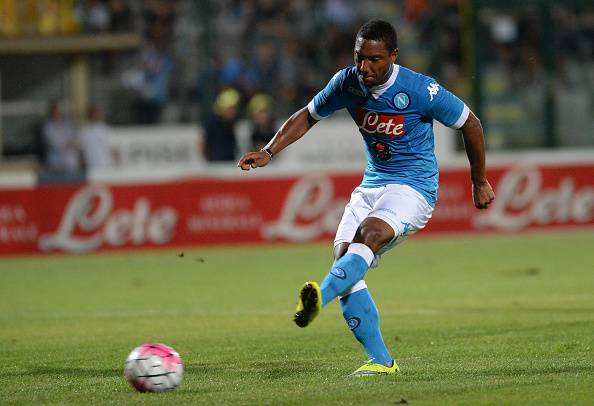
[356,19,398,51]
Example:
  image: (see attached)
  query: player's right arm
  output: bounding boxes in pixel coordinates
[237,107,317,170]
[237,68,348,171]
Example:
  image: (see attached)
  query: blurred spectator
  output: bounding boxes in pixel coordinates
[134,27,176,124]
[324,0,358,70]
[109,0,133,32]
[420,0,463,92]
[218,55,247,90]
[203,88,240,162]
[406,0,430,23]
[324,0,355,28]
[85,0,111,33]
[143,0,176,44]
[42,102,79,173]
[38,0,61,35]
[244,41,281,95]
[79,106,113,170]
[0,0,17,36]
[247,93,275,151]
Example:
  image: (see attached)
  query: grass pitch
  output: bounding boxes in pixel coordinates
[1,231,594,405]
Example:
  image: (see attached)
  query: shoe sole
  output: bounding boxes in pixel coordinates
[293,282,320,328]
[351,362,400,376]
[350,372,396,378]
[351,370,398,376]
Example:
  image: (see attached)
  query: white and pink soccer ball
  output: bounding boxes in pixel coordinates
[124,343,183,392]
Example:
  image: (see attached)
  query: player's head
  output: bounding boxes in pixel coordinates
[354,19,398,87]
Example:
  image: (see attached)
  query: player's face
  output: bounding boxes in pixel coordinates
[354,37,398,87]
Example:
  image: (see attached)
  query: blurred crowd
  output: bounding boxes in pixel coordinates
[39,89,276,171]
[81,1,594,123]
[136,0,593,152]
[39,102,113,173]
[0,0,133,36]
[1,0,593,170]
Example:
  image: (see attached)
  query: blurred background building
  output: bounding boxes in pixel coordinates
[0,0,592,172]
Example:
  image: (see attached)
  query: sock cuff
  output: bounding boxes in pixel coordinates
[338,280,368,299]
[347,243,374,267]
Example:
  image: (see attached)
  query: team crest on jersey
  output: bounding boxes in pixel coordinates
[356,108,405,138]
[393,92,410,109]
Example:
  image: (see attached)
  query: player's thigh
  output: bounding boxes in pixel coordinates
[368,184,434,254]
[334,187,376,248]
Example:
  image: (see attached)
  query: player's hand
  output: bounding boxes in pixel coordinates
[237,151,271,171]
[472,180,495,209]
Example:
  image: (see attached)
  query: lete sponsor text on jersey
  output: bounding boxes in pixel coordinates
[356,109,404,138]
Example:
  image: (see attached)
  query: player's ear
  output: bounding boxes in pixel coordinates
[391,48,398,63]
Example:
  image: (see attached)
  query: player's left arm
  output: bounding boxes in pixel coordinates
[423,79,495,209]
[460,111,495,209]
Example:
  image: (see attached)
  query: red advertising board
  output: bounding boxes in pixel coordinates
[1,163,593,255]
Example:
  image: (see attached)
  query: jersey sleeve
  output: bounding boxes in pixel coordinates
[307,70,347,120]
[421,78,469,129]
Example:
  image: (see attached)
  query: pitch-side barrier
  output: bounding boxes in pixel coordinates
[1,154,593,255]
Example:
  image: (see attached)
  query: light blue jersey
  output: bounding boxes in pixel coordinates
[307,65,469,207]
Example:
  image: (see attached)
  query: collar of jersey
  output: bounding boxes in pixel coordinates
[359,64,400,99]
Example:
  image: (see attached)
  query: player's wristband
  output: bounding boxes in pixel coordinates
[261,148,274,160]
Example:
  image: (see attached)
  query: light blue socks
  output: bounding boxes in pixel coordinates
[319,243,392,365]
[340,288,392,365]
[320,243,374,306]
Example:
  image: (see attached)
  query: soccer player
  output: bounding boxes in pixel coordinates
[237,19,495,376]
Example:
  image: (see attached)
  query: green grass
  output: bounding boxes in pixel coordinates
[1,231,594,405]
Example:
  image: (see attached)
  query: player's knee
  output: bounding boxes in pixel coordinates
[354,225,391,252]
[362,231,385,251]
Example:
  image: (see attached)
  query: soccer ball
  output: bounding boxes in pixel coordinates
[124,343,183,392]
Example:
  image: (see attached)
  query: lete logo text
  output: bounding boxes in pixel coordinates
[39,186,178,253]
[262,175,348,242]
[474,166,594,231]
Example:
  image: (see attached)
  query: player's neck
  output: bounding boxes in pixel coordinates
[374,64,394,88]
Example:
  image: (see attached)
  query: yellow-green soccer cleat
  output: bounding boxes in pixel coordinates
[293,281,322,328]
[351,360,400,376]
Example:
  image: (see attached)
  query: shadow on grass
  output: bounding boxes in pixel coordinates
[185,359,316,380]
[0,366,123,379]
[441,319,594,340]
[454,307,594,314]
[458,363,594,379]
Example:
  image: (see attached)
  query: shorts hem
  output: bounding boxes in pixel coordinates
[367,212,400,237]
[333,239,351,248]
